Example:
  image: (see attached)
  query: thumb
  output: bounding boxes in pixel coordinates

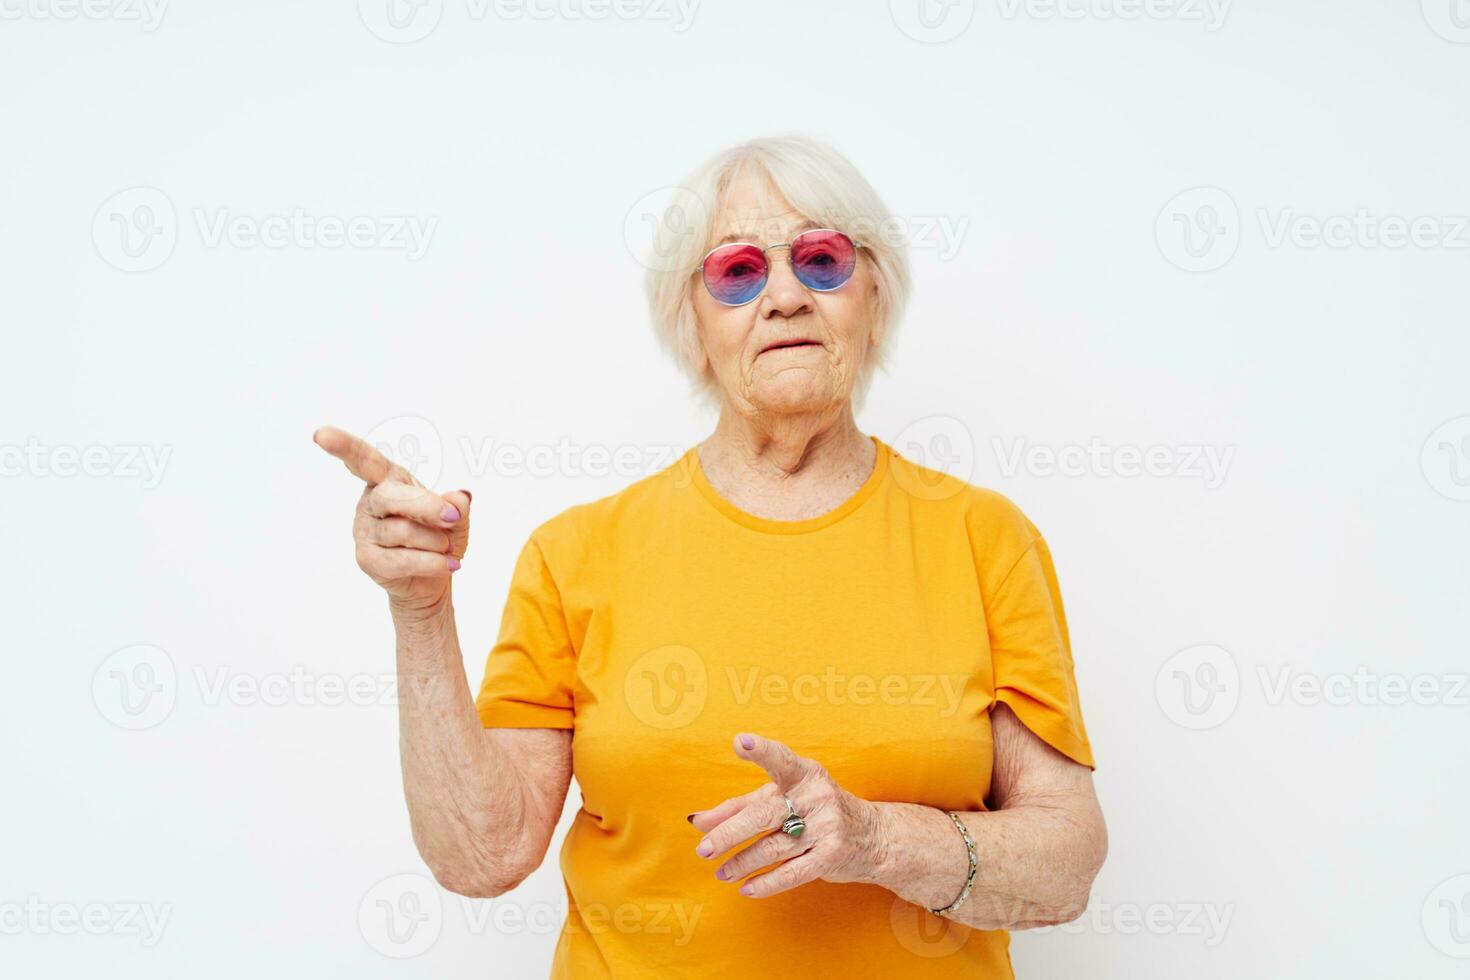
[442,489,472,560]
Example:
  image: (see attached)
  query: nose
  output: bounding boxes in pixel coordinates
[760,246,812,319]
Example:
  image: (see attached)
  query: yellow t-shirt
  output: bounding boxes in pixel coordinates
[475,434,1094,979]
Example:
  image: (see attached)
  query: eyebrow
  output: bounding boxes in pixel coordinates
[713,219,823,247]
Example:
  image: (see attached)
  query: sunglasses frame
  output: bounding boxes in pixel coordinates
[696,228,867,307]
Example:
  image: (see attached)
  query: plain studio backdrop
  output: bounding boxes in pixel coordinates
[2,1,1467,977]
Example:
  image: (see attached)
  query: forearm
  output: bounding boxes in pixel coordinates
[867,798,1105,931]
[391,598,532,896]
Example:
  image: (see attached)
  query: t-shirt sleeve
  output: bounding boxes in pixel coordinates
[978,509,1095,770]
[474,532,577,730]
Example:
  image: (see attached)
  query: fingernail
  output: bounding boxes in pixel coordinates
[460,489,473,504]
[714,868,726,880]
[447,557,461,571]
[685,813,697,824]
[441,504,461,523]
[739,883,755,897]
[739,734,755,750]
[696,841,713,858]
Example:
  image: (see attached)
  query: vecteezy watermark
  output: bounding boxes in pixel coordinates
[888,0,976,43]
[358,0,699,43]
[1031,897,1236,946]
[1421,0,1470,43]
[1257,209,1470,251]
[1423,873,1470,958]
[1156,186,1240,273]
[0,897,173,947]
[360,874,442,958]
[624,191,972,271]
[1155,643,1240,731]
[1422,416,1470,502]
[1157,644,1470,730]
[0,0,168,30]
[364,414,444,489]
[459,436,684,480]
[92,645,178,730]
[0,438,171,488]
[92,645,401,730]
[1257,666,1470,708]
[995,0,1230,30]
[1158,186,1470,272]
[622,644,972,731]
[93,187,437,272]
[991,437,1234,489]
[889,415,976,502]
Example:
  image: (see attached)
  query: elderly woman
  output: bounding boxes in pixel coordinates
[315,134,1106,978]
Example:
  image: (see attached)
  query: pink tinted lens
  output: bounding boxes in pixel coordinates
[702,243,768,305]
[789,230,857,291]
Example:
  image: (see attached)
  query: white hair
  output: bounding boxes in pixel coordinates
[642,133,912,411]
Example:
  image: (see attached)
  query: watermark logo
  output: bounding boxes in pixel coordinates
[625,645,707,730]
[1423,874,1470,958]
[0,0,168,30]
[889,896,972,957]
[1156,186,1240,272]
[889,0,975,43]
[992,437,1234,488]
[1421,416,1470,502]
[1155,643,1239,730]
[995,0,1230,30]
[359,873,443,958]
[364,414,444,488]
[1421,0,1470,42]
[92,644,178,731]
[358,0,444,42]
[0,438,171,488]
[93,187,177,273]
[889,415,975,502]
[0,897,172,946]
[625,184,710,274]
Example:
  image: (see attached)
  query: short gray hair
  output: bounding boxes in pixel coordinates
[642,133,912,410]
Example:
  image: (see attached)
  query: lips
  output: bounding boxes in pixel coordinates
[759,338,821,354]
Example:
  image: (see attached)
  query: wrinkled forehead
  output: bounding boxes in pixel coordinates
[707,166,827,249]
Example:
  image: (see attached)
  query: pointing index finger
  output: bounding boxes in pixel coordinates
[313,426,398,486]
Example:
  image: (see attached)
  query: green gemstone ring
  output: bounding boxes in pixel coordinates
[780,795,806,838]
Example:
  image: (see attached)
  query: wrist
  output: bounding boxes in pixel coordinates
[389,593,454,635]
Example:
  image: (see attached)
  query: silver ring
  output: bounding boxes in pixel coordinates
[780,795,806,838]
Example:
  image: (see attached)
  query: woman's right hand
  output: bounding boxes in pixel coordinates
[313,426,472,618]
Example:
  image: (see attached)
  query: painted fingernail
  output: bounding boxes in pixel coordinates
[739,883,755,897]
[739,734,755,750]
[441,504,461,523]
[685,813,697,824]
[696,841,713,858]
[447,557,461,571]
[714,868,726,880]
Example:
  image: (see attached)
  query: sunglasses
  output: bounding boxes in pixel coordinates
[697,228,865,307]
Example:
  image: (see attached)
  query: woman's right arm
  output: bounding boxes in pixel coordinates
[314,426,572,898]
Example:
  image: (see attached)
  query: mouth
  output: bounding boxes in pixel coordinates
[759,338,822,354]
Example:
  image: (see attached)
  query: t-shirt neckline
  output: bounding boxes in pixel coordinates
[684,435,889,535]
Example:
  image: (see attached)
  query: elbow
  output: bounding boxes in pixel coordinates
[427,862,522,900]
[1051,808,1109,925]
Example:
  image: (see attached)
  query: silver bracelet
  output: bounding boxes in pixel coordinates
[929,810,978,918]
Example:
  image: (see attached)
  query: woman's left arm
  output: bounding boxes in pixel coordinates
[862,702,1107,930]
[697,707,1106,931]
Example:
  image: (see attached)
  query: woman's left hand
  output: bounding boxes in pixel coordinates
[690,733,889,898]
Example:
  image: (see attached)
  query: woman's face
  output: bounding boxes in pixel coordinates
[690,174,879,417]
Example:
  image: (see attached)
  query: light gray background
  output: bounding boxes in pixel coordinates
[3,1,1467,976]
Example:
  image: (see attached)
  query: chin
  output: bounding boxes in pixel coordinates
[748,374,843,414]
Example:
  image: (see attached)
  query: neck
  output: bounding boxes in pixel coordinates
[697,403,876,521]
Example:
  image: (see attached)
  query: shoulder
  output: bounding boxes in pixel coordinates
[882,437,1045,564]
[523,446,695,564]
